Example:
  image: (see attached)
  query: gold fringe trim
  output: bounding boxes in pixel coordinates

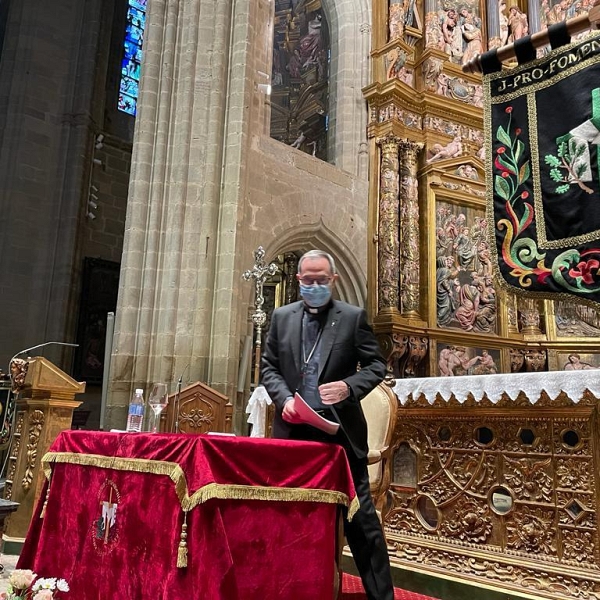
[43,452,179,476]
[42,452,357,518]
[178,482,357,516]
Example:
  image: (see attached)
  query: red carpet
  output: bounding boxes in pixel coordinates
[341,573,440,600]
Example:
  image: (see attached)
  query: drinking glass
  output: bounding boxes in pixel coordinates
[148,383,168,433]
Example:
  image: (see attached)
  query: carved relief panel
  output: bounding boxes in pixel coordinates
[435,201,498,334]
[383,403,600,599]
[434,341,502,375]
[424,0,486,66]
[551,299,600,338]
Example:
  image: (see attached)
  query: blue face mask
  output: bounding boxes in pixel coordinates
[300,283,332,308]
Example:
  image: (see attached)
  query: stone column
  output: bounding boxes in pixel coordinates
[528,0,542,34]
[389,0,406,41]
[487,0,501,40]
[107,0,251,431]
[376,136,401,315]
[399,141,423,318]
[0,0,104,369]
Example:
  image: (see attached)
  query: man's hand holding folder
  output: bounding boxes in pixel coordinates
[282,393,340,435]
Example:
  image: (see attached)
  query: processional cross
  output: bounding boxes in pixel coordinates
[242,247,278,387]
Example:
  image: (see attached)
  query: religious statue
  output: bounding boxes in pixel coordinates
[472,350,498,375]
[456,164,479,180]
[441,9,464,63]
[460,10,483,66]
[290,131,306,148]
[427,135,463,162]
[507,5,529,42]
[389,0,407,40]
[541,0,572,27]
[499,0,510,44]
[436,256,458,326]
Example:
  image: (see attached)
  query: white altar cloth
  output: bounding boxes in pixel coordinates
[392,369,600,405]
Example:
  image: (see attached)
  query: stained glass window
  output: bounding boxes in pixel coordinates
[118,0,147,116]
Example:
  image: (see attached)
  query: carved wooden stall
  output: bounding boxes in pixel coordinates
[3,357,84,543]
[383,371,600,599]
[162,381,233,434]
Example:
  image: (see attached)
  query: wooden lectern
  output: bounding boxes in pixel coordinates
[3,357,84,547]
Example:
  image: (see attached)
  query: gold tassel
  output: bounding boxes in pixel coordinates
[177,512,188,568]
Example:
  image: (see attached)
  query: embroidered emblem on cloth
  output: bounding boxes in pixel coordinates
[92,479,120,554]
[484,32,600,307]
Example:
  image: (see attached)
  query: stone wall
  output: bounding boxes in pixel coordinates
[0,0,106,369]
[107,0,373,432]
[82,135,131,263]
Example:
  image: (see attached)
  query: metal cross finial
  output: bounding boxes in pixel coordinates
[243,247,278,329]
[242,247,278,386]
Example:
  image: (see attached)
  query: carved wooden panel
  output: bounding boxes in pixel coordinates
[162,382,232,435]
[382,396,600,599]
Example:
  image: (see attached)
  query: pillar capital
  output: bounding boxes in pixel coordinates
[376,135,402,150]
[398,140,424,155]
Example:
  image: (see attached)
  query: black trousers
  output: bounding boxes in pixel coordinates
[287,424,394,600]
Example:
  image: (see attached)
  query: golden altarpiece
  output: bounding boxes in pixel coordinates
[362,0,600,597]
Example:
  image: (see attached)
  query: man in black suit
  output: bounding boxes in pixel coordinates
[261,249,394,600]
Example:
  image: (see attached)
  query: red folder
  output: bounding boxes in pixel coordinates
[289,393,340,435]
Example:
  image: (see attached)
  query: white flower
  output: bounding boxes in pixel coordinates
[56,579,69,593]
[32,578,57,591]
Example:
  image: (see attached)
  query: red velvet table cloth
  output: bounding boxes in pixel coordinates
[18,431,357,600]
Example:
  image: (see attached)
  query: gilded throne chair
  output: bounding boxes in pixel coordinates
[362,383,398,511]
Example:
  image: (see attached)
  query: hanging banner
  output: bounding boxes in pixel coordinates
[484,32,600,307]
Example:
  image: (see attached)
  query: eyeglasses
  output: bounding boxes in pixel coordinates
[299,277,332,286]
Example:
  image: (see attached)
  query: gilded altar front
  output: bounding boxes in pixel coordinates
[382,371,600,599]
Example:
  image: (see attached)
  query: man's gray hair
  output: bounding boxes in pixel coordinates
[298,249,337,275]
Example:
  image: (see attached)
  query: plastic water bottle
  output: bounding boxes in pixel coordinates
[126,388,145,432]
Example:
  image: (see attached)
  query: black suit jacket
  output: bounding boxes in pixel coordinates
[260,299,386,459]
